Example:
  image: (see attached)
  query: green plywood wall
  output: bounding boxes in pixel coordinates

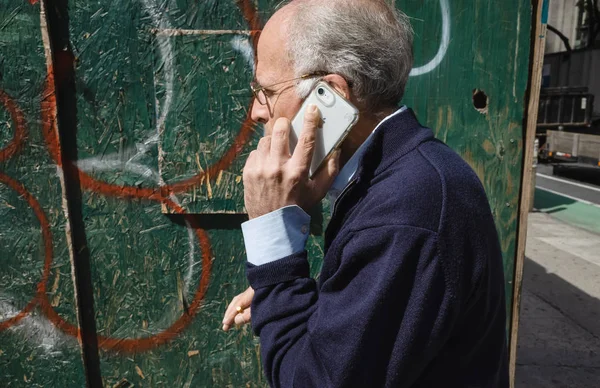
[0,2,87,386]
[0,0,532,386]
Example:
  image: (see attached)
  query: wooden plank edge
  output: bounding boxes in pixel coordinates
[152,28,256,36]
[508,0,547,386]
[40,1,104,386]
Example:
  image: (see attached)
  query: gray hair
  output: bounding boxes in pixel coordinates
[285,0,414,113]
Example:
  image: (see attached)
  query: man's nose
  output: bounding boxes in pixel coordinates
[250,99,270,125]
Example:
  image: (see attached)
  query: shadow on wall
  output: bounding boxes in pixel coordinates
[165,202,324,234]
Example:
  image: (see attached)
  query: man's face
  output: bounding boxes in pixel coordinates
[250,14,304,137]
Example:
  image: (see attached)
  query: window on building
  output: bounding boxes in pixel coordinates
[575,0,600,48]
[575,1,590,48]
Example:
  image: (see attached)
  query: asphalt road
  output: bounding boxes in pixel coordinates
[536,164,600,206]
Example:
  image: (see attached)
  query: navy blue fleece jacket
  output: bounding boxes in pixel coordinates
[246,109,509,387]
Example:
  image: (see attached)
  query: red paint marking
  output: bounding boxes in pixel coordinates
[25,0,261,351]
[0,89,28,162]
[38,198,213,353]
[29,0,39,4]
[236,0,261,51]
[0,172,53,331]
[40,0,261,201]
[167,109,255,193]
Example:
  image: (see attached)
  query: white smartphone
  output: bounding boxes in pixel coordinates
[290,81,359,177]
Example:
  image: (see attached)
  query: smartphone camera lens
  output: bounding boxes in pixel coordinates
[318,88,325,96]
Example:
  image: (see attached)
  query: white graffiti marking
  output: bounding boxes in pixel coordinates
[230,35,255,73]
[0,296,74,353]
[410,0,451,77]
[76,0,199,301]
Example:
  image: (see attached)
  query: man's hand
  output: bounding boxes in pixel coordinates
[243,105,340,219]
[223,287,254,331]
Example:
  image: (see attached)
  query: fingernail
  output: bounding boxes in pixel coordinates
[308,104,318,113]
[222,324,229,331]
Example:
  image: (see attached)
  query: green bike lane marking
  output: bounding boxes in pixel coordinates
[534,188,600,235]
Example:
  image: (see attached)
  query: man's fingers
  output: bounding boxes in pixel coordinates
[270,118,292,162]
[257,135,272,155]
[235,287,254,307]
[222,301,239,331]
[222,287,255,331]
[291,104,320,173]
[223,297,244,329]
[234,308,252,326]
[224,309,252,331]
[311,148,341,197]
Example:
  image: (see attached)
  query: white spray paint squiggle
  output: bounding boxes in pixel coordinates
[75,0,199,302]
[230,36,255,73]
[0,297,74,353]
[145,0,198,301]
[410,0,451,77]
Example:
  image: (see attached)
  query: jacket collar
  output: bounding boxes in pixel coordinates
[324,108,434,250]
[329,106,409,196]
[356,108,434,183]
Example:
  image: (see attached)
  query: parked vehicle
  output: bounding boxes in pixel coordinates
[543,130,600,167]
[537,87,600,168]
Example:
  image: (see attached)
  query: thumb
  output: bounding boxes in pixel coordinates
[311,148,341,198]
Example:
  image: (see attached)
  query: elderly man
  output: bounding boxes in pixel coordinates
[222,0,509,387]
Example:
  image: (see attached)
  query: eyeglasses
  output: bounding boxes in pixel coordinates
[250,71,328,107]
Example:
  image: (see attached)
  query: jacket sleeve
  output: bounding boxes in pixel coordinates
[246,225,458,388]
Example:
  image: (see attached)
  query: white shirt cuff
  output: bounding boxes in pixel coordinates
[241,205,311,266]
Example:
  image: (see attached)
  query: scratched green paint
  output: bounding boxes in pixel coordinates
[156,34,255,213]
[73,1,159,190]
[0,1,87,386]
[85,203,264,386]
[90,226,325,386]
[66,1,265,385]
[0,109,11,150]
[1,0,531,385]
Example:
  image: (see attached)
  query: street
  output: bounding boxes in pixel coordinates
[515,164,600,387]
[537,164,600,207]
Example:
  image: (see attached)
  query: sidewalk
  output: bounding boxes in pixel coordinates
[515,212,600,387]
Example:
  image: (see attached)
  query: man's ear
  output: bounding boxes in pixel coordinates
[322,74,351,100]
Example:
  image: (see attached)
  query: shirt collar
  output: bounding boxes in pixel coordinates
[329,106,408,195]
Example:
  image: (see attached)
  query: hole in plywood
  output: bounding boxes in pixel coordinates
[473,89,489,114]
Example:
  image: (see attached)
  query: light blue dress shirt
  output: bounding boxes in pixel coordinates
[241,106,407,266]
